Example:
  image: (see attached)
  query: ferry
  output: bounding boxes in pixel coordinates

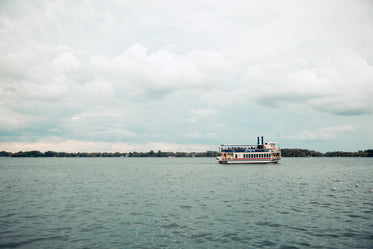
[216,136,281,164]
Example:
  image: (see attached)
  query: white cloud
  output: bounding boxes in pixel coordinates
[88,44,232,98]
[242,49,373,115]
[53,52,81,71]
[286,125,354,141]
[312,95,371,116]
[0,104,28,130]
[187,108,217,124]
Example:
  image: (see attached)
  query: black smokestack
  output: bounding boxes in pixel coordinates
[257,137,259,145]
[261,136,264,145]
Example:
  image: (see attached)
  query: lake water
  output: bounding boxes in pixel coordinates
[0,157,372,248]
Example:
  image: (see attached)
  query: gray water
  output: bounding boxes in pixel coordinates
[0,157,372,248]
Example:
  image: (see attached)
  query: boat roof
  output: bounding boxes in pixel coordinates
[220,142,275,146]
[220,144,259,146]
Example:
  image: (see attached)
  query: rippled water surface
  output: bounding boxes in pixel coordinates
[1,157,373,248]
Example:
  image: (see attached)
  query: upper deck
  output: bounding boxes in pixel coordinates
[220,141,278,153]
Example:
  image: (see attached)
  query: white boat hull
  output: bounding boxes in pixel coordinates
[216,157,280,164]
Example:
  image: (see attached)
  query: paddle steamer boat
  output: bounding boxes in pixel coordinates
[216,136,281,164]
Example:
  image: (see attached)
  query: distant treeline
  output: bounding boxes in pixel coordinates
[0,150,220,158]
[0,149,372,158]
[281,149,373,157]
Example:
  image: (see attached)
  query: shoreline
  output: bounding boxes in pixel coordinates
[1,149,372,158]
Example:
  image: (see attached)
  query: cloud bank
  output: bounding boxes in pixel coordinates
[0,0,372,152]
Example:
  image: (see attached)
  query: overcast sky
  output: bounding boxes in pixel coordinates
[0,0,372,152]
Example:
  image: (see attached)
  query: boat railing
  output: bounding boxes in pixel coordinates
[221,149,270,153]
